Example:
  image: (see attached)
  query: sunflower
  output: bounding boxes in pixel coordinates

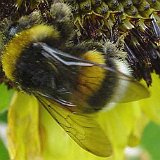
[0,0,160,160]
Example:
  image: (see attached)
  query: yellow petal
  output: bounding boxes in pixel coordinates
[7,92,42,160]
[140,74,160,124]
[97,102,147,160]
[39,105,112,160]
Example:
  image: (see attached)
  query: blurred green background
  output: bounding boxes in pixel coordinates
[0,84,160,160]
[0,84,13,160]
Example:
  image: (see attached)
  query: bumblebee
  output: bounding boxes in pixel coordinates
[0,2,149,157]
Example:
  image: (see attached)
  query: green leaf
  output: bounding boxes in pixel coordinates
[0,138,9,160]
[0,84,13,113]
[141,122,160,160]
[0,110,8,122]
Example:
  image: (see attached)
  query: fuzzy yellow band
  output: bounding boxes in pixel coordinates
[2,24,59,81]
[78,51,106,98]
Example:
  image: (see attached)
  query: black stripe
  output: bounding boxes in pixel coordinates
[87,58,118,111]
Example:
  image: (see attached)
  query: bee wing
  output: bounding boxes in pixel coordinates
[34,42,149,107]
[37,95,112,157]
[107,73,150,103]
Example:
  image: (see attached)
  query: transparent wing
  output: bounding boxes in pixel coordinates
[98,66,150,103]
[104,72,150,103]
[75,65,150,103]
[37,95,112,157]
[33,42,150,113]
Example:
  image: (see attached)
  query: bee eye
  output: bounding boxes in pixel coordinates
[9,26,17,36]
[7,22,19,37]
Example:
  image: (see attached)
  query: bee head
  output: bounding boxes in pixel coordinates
[1,2,74,88]
[2,24,59,85]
